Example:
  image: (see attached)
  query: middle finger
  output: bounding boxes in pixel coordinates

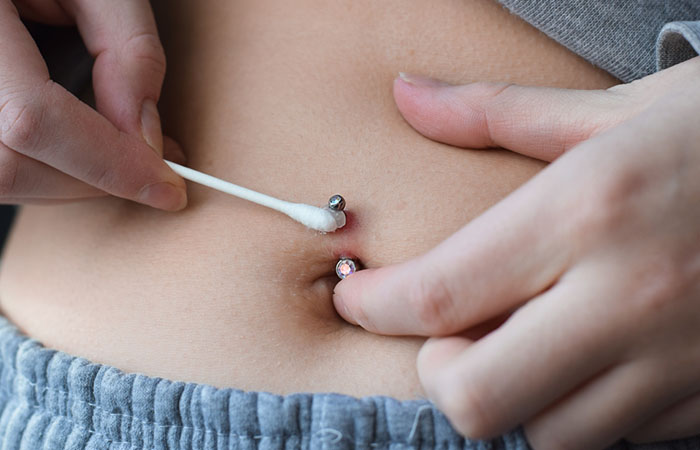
[418,268,629,439]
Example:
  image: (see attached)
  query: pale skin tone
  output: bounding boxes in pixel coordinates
[4,0,579,401]
[334,57,700,448]
[4,1,700,448]
[0,0,185,208]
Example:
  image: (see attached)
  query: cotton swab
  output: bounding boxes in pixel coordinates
[165,161,346,233]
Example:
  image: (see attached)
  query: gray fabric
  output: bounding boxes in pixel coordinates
[495,1,700,82]
[1,313,700,449]
[657,21,700,70]
[0,314,530,449]
[7,5,700,450]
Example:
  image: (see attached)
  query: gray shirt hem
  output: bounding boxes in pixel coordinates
[657,21,700,71]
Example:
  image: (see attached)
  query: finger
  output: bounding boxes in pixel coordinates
[626,391,700,444]
[0,82,186,209]
[62,0,167,153]
[0,0,49,82]
[525,360,687,450]
[393,73,630,162]
[162,135,187,165]
[417,336,472,373]
[12,0,72,24]
[0,141,102,202]
[333,150,577,336]
[0,7,186,210]
[416,272,629,440]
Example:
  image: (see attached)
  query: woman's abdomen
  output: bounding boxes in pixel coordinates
[0,0,616,399]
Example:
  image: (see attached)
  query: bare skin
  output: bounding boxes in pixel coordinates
[334,57,700,448]
[0,0,615,401]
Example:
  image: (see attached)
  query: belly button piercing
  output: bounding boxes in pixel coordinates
[327,194,346,211]
[164,161,346,232]
[336,257,358,279]
[324,194,347,230]
[329,197,356,279]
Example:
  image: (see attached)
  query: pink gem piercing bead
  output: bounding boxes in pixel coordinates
[336,258,357,279]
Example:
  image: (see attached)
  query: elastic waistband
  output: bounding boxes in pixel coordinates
[0,314,529,449]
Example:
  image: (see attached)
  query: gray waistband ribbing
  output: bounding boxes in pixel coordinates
[0,314,699,450]
[0,314,528,450]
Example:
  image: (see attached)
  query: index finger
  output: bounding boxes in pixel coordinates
[332,150,581,336]
[64,0,167,150]
[0,1,185,210]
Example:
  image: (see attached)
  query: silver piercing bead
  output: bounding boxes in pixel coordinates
[328,194,346,211]
[336,257,357,279]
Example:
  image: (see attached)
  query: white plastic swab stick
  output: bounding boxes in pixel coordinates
[165,160,346,233]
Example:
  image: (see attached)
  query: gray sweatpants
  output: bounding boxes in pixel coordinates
[0,314,699,449]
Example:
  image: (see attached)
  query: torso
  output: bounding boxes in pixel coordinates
[0,0,616,399]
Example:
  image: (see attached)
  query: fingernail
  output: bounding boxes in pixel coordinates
[398,72,452,88]
[138,182,187,211]
[141,99,164,156]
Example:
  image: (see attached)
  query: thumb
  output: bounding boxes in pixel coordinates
[393,73,632,162]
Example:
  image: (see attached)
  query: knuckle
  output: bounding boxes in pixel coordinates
[408,274,459,334]
[0,95,44,152]
[629,254,687,315]
[124,31,166,74]
[474,82,515,146]
[569,167,639,242]
[485,82,516,106]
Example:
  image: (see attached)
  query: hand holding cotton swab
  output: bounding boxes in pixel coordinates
[165,161,346,233]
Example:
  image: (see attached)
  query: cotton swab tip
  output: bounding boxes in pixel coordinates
[283,204,346,232]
